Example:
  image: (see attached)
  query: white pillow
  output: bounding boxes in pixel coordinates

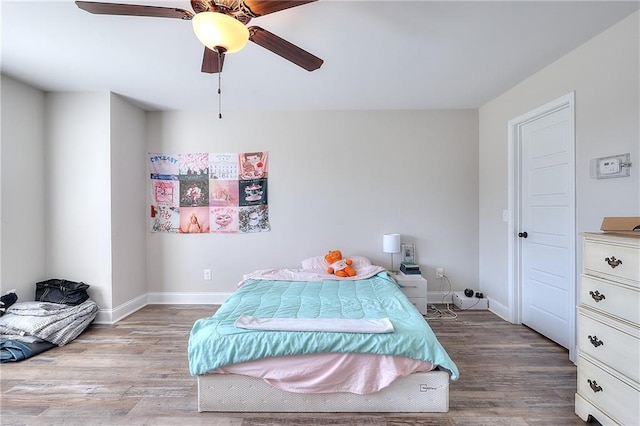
[350,256,373,269]
[301,254,372,271]
[301,256,329,270]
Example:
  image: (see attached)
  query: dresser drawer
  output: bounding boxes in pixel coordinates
[580,275,640,325]
[394,273,427,298]
[399,282,427,298]
[577,355,640,426]
[584,238,640,285]
[578,309,639,382]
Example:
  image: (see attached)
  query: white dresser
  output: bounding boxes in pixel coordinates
[392,272,428,315]
[575,232,640,425]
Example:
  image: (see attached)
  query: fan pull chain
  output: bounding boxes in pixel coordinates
[217,50,223,119]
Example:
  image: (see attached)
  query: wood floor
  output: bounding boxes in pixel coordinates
[1,304,594,425]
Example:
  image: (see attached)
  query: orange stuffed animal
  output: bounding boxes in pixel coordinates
[325,250,357,278]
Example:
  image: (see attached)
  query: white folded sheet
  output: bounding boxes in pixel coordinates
[234,314,394,333]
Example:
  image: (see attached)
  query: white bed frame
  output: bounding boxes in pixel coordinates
[197,369,450,412]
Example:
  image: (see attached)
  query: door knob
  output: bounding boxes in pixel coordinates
[518,232,528,238]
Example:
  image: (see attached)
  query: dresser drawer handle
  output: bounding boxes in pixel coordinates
[604,256,622,268]
[589,290,606,302]
[588,335,604,347]
[588,379,603,393]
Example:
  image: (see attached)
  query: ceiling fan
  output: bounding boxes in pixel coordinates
[75,0,324,74]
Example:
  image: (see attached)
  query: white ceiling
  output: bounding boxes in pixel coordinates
[2,1,639,111]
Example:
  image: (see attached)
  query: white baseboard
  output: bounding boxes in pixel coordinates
[93,293,148,324]
[93,292,232,324]
[487,297,511,322]
[429,292,514,323]
[96,291,496,325]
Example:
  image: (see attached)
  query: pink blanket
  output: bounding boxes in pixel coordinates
[210,352,436,395]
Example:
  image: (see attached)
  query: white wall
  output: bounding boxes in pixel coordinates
[110,94,148,309]
[1,86,148,320]
[0,75,46,300]
[146,109,479,299]
[44,92,114,310]
[1,80,479,319]
[478,11,640,316]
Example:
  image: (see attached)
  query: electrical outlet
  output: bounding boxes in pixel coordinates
[591,153,631,179]
[203,269,212,280]
[599,157,620,175]
[436,268,444,278]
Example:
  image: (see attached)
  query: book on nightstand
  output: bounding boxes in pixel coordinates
[400,261,421,275]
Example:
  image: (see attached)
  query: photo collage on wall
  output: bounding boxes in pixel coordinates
[149,151,270,234]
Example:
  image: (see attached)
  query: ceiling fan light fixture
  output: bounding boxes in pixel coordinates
[192,11,249,53]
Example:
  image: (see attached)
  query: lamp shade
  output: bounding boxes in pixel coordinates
[192,12,249,53]
[383,233,401,254]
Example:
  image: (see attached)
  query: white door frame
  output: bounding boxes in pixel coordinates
[507,92,576,362]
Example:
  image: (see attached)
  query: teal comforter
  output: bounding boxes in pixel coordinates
[188,272,459,380]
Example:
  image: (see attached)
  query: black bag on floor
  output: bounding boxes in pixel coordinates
[35,279,90,306]
[0,291,18,316]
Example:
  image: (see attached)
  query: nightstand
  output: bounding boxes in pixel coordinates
[393,272,428,315]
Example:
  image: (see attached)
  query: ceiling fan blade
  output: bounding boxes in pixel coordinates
[248,26,323,71]
[75,1,194,20]
[201,47,225,74]
[242,0,317,17]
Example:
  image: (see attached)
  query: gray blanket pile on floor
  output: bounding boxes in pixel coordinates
[0,300,99,362]
[1,300,99,345]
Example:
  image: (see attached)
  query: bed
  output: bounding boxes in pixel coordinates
[188,256,459,412]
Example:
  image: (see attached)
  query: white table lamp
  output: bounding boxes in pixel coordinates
[383,233,401,273]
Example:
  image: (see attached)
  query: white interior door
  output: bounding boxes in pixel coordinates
[508,93,576,360]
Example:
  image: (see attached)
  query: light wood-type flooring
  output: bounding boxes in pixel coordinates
[1,304,596,425]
